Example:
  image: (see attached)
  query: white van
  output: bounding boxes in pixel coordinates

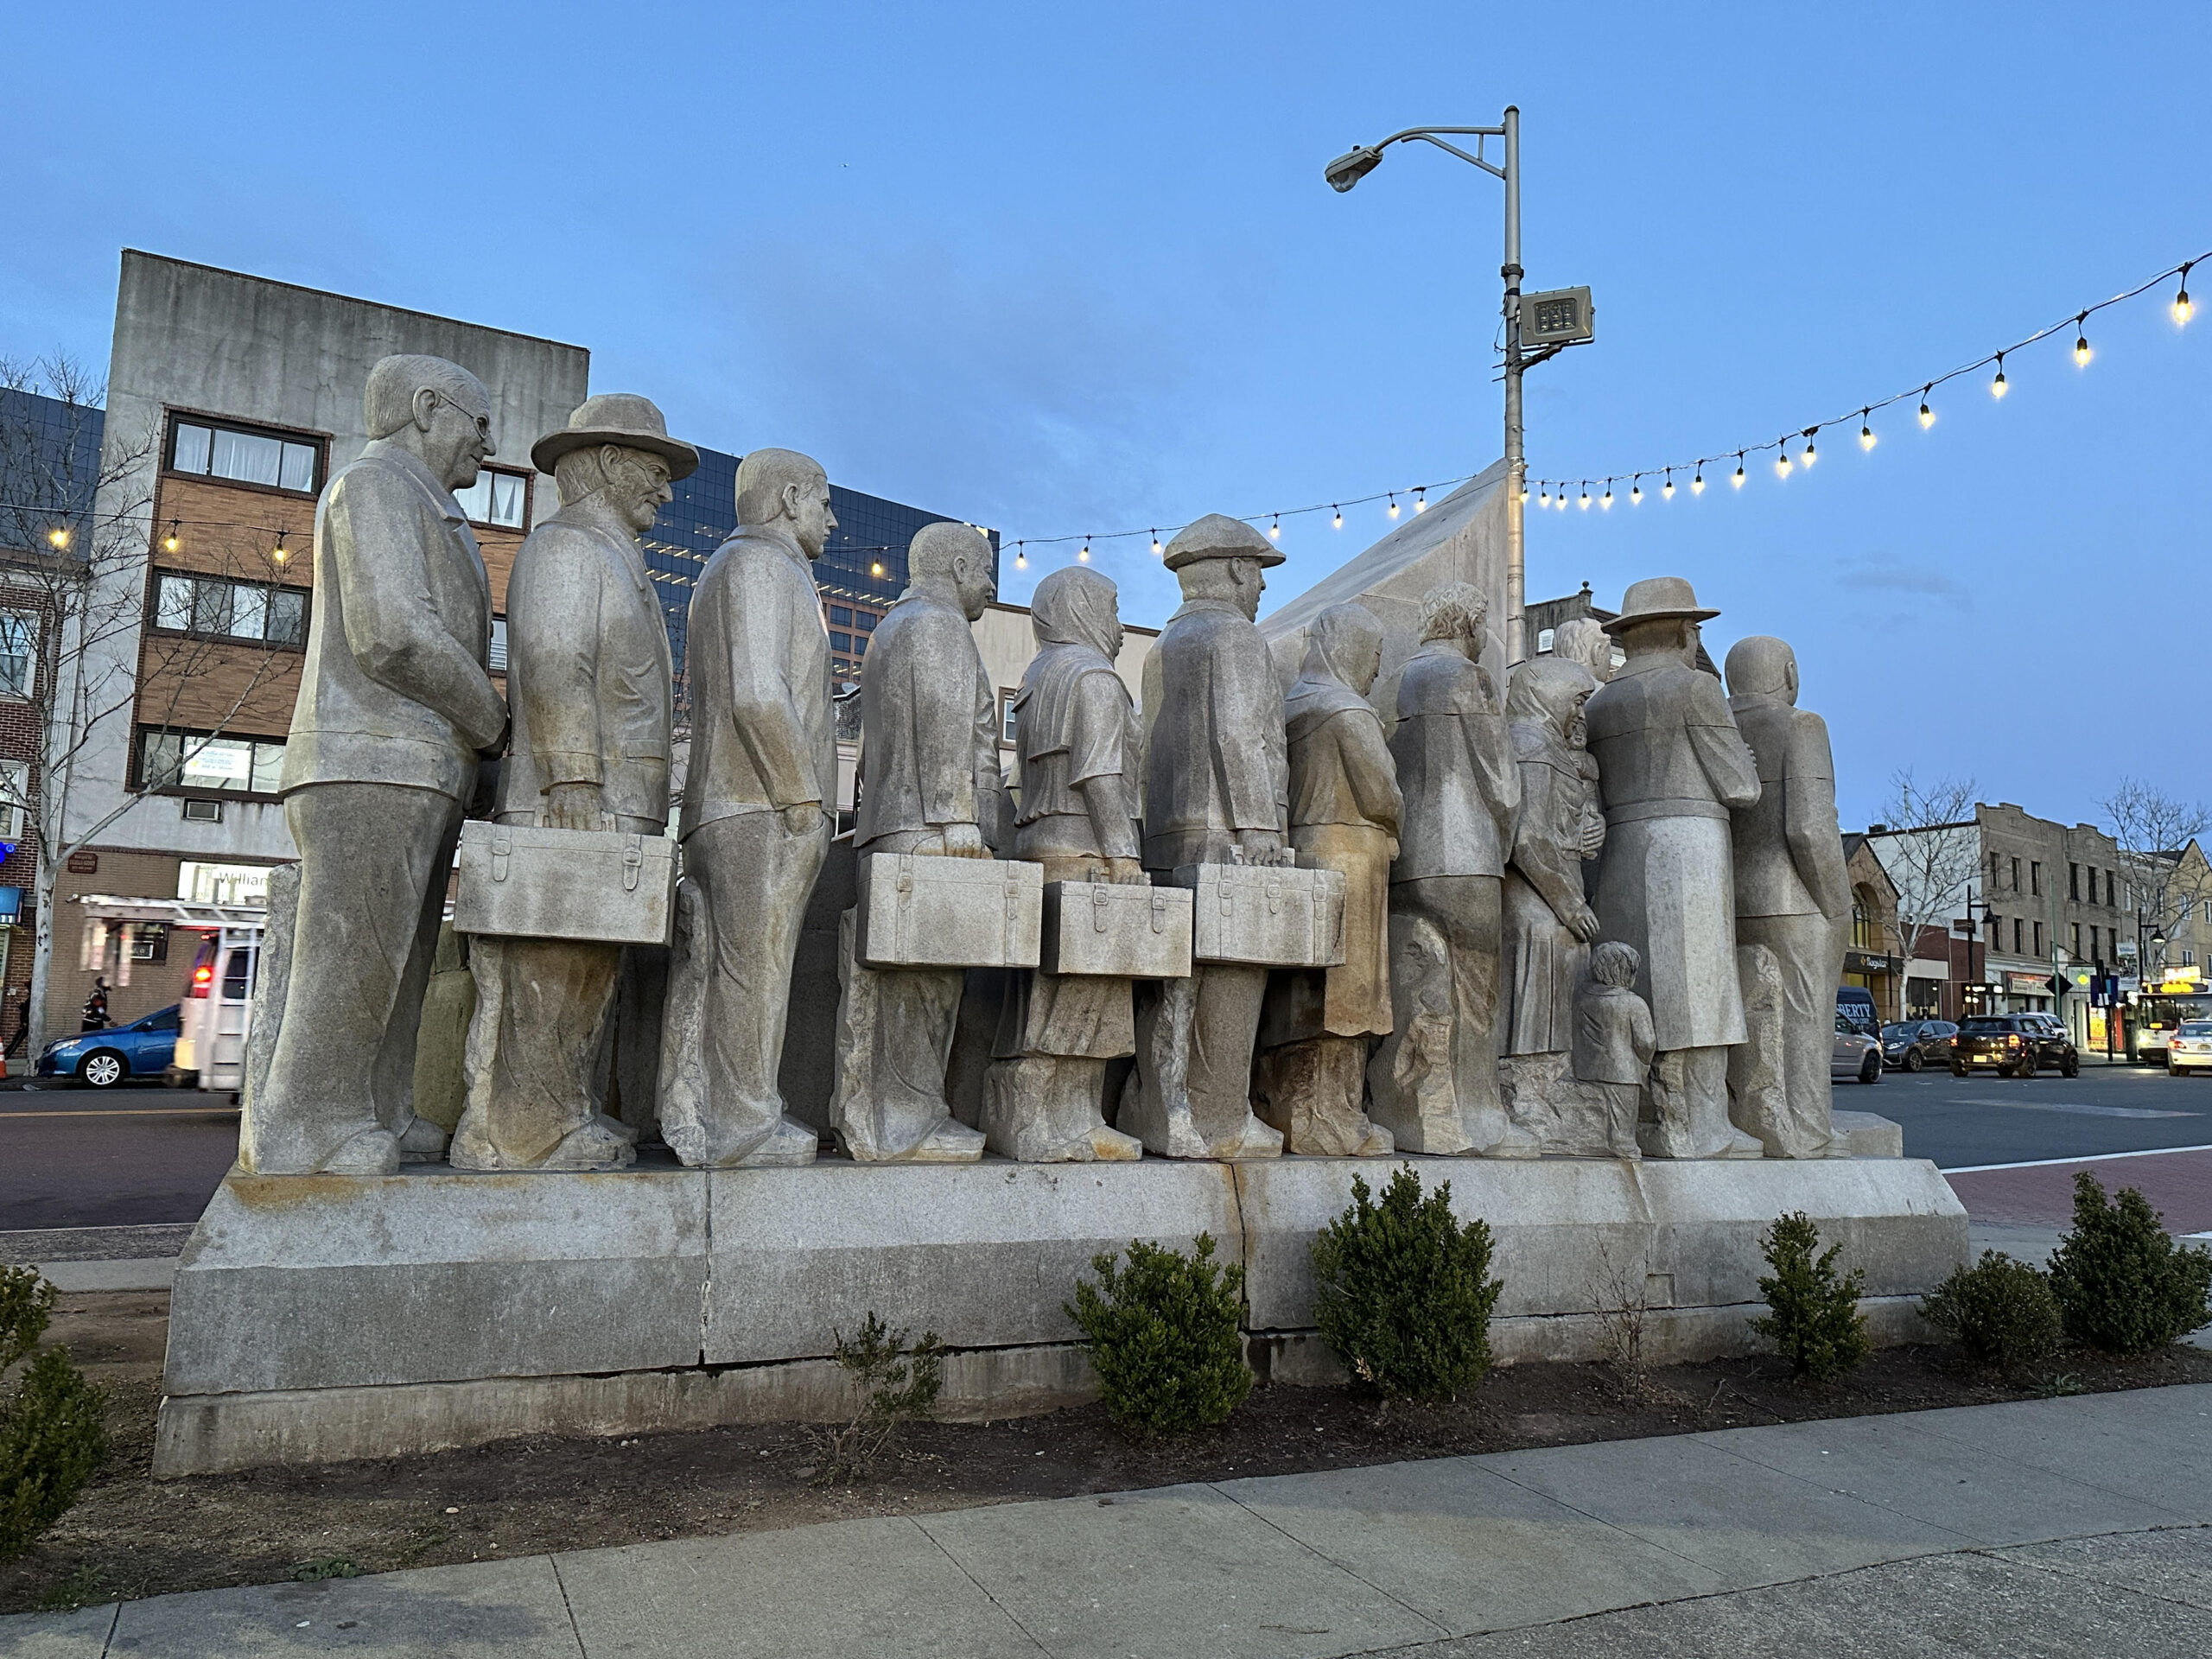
[172,927,260,1095]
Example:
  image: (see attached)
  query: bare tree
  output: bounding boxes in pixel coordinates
[0,354,300,1057]
[2101,779,2212,972]
[1864,771,1981,1019]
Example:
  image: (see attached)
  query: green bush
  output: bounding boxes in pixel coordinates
[1919,1250,2063,1373]
[1,1265,109,1561]
[1310,1168,1502,1402]
[810,1312,944,1484]
[1749,1211,1870,1382]
[2048,1172,2212,1356]
[1067,1234,1251,1434]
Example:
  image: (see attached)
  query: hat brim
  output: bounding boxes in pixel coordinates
[1162,543,1287,571]
[1602,606,1719,634]
[531,428,700,481]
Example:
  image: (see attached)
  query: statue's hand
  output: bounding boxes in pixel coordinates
[1235,828,1286,865]
[1104,856,1147,886]
[1579,818,1606,858]
[1566,902,1600,944]
[933,823,990,859]
[542,782,605,831]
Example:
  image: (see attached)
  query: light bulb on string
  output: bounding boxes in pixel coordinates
[1662,469,1675,500]
[1537,484,1549,507]
[1517,483,1529,504]
[1077,539,1090,563]
[1732,454,1745,488]
[1630,477,1643,505]
[2074,315,2092,366]
[1413,486,1427,513]
[1918,386,1936,428]
[869,559,885,576]
[1014,543,1027,569]
[163,519,181,553]
[47,526,68,550]
[1773,445,1790,480]
[1600,480,1613,510]
[1801,428,1817,467]
[272,532,289,565]
[1267,515,1281,541]
[1150,530,1162,556]
[1691,466,1706,494]
[1387,493,1399,519]
[1991,353,2007,397]
[1331,505,1342,529]
[1859,410,1876,450]
[1578,482,1591,511]
[2176,264,2194,325]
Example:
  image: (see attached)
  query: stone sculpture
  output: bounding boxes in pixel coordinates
[1254,602,1398,1156]
[444,397,691,1172]
[1726,634,1853,1157]
[1366,583,1535,1156]
[244,355,507,1175]
[1728,941,1789,1145]
[1496,654,1605,1141]
[657,448,840,1168]
[1551,614,1616,684]
[1585,577,1766,1160]
[1122,513,1287,1160]
[1571,941,1654,1158]
[982,566,1146,1162]
[829,520,1000,1163]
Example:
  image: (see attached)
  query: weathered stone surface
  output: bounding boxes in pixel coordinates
[857,853,1042,969]
[1040,881,1192,978]
[409,922,474,1132]
[1727,942,1790,1153]
[1251,1036,1392,1156]
[1832,1109,1906,1158]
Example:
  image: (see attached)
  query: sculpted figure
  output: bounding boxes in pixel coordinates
[1501,656,1602,1058]
[1584,577,1765,1160]
[982,566,1145,1162]
[1254,602,1398,1156]
[450,396,692,1172]
[1572,942,1654,1159]
[829,521,999,1163]
[1726,635,1852,1157]
[654,448,836,1167]
[244,355,507,1175]
[1366,583,1536,1156]
[1121,514,1287,1161]
[1551,614,1615,684]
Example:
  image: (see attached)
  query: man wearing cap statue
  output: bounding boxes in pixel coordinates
[829,519,1000,1162]
[1584,576,1766,1159]
[449,394,693,1172]
[1726,634,1852,1157]
[1122,513,1287,1160]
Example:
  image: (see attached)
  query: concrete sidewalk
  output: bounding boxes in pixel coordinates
[7,1387,2211,1658]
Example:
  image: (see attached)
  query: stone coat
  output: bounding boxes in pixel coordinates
[853,588,1001,849]
[1141,598,1286,870]
[496,507,673,827]
[1284,688,1402,1039]
[1388,645,1518,882]
[282,443,505,801]
[1729,697,1850,922]
[1503,722,1595,1055]
[1586,658,1762,1051]
[682,526,835,838]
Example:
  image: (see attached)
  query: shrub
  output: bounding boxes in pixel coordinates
[1,1265,109,1561]
[1067,1234,1251,1434]
[810,1312,944,1484]
[1311,1168,1502,1402]
[1919,1251,2063,1373]
[1749,1211,1870,1382]
[2048,1172,2212,1356]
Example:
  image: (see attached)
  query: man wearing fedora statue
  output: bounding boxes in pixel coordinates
[449,394,695,1172]
[1584,576,1766,1160]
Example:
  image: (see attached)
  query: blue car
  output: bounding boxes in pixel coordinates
[37,1004,182,1089]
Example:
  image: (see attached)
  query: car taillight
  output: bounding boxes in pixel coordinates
[188,964,213,999]
[2006,1035,2021,1046]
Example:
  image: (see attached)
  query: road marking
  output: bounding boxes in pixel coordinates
[1939,1098,2201,1120]
[0,1108,239,1120]
[1943,1143,2212,1174]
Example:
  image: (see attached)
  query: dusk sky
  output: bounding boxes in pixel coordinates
[7,2,2204,830]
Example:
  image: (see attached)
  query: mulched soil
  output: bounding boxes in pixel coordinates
[6,1289,2210,1614]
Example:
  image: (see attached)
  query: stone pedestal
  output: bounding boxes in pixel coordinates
[155,1125,1964,1476]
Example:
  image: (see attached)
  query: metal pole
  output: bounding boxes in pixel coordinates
[1501,105,1525,664]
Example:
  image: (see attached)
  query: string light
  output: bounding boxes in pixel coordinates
[1517,483,1529,503]
[1267,514,1281,540]
[1990,353,2007,397]
[271,532,289,564]
[1413,486,1427,513]
[1630,477,1643,505]
[1077,539,1090,563]
[869,559,885,576]
[1859,410,1876,451]
[163,519,181,552]
[1773,446,1790,480]
[1537,485,1549,507]
[1801,428,1817,467]
[1150,530,1162,556]
[1692,467,1706,494]
[1331,505,1342,528]
[1014,543,1027,569]
[2177,264,2194,325]
[1919,386,1936,428]
[1387,493,1399,518]
[1732,453,1745,488]
[1600,480,1614,509]
[47,526,69,550]
[1578,482,1591,511]
[1662,469,1675,500]
[2073,314,2092,366]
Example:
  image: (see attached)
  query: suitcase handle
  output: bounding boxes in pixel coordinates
[490,832,512,883]
[1092,888,1110,933]
[623,836,643,893]
[1150,890,1169,934]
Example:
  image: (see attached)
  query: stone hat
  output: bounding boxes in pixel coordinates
[1161,512,1285,571]
[531,393,699,480]
[1601,575,1719,634]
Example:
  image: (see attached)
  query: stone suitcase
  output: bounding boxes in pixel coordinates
[454,821,678,947]
[1173,861,1346,969]
[857,852,1042,969]
[1039,880,1193,978]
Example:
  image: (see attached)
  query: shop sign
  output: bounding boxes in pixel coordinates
[66,851,98,874]
[2005,971,2052,994]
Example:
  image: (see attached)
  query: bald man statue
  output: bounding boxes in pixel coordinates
[1726,635,1852,1157]
[828,520,1000,1162]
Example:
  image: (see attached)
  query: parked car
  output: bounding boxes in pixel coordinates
[1832,1013,1883,1084]
[1950,1014,2080,1078]
[2165,1019,2212,1076]
[35,1004,183,1089]
[1881,1019,1958,1072]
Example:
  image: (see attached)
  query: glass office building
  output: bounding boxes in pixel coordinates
[638,442,999,687]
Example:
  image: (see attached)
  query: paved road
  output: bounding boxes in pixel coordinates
[8,1386,2209,1657]
[0,1083,238,1230]
[1847,1060,2212,1169]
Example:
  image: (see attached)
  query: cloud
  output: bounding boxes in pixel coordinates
[1838,560,1964,598]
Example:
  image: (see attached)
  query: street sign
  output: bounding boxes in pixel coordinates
[1522,287,1595,346]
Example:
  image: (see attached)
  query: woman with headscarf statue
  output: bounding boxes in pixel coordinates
[980,566,1146,1161]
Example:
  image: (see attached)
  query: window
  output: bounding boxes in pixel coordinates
[2070,862,2081,900]
[2012,918,2023,954]
[2033,920,2043,956]
[0,613,32,699]
[0,760,26,840]
[830,631,853,652]
[2031,861,2042,897]
[829,605,853,626]
[450,468,529,530]
[154,572,307,647]
[137,728,287,797]
[2190,950,2200,968]
[998,687,1018,747]
[2071,923,2082,957]
[1852,894,1874,950]
[2202,900,2212,925]
[853,610,878,632]
[169,417,319,493]
[1536,627,1556,652]
[488,618,508,673]
[2010,856,2021,891]
[2088,868,2100,906]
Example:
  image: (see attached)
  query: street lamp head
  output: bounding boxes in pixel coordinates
[1324,145,1384,192]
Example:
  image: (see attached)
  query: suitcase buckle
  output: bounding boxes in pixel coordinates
[622,836,643,893]
[1092,888,1109,933]
[1150,891,1167,934]
[490,832,512,883]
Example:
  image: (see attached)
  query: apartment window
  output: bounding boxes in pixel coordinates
[2010,856,2021,891]
[998,688,1018,747]
[0,760,26,840]
[2071,923,2082,957]
[1536,627,1556,652]
[2088,926,2100,962]
[2033,920,2043,956]
[2013,918,2023,954]
[487,618,508,673]
[137,728,286,797]
[169,416,320,493]
[451,468,530,530]
[2031,861,2042,897]
[2189,950,2200,968]
[2069,862,2081,900]
[155,572,307,647]
[828,605,853,626]
[2202,900,2212,925]
[1852,895,1874,950]
[830,631,853,653]
[853,610,878,632]
[2087,868,2100,906]
[0,613,34,699]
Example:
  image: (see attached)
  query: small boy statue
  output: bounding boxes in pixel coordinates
[1573,942,1654,1160]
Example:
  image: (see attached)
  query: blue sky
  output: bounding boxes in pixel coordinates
[6,2,2205,830]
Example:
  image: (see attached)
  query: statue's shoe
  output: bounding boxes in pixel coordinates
[1211,1113,1284,1161]
[538,1116,639,1172]
[396,1115,449,1163]
[1477,1119,1544,1160]
[1020,1122,1144,1163]
[321,1127,403,1176]
[721,1115,820,1168]
[898,1117,987,1164]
